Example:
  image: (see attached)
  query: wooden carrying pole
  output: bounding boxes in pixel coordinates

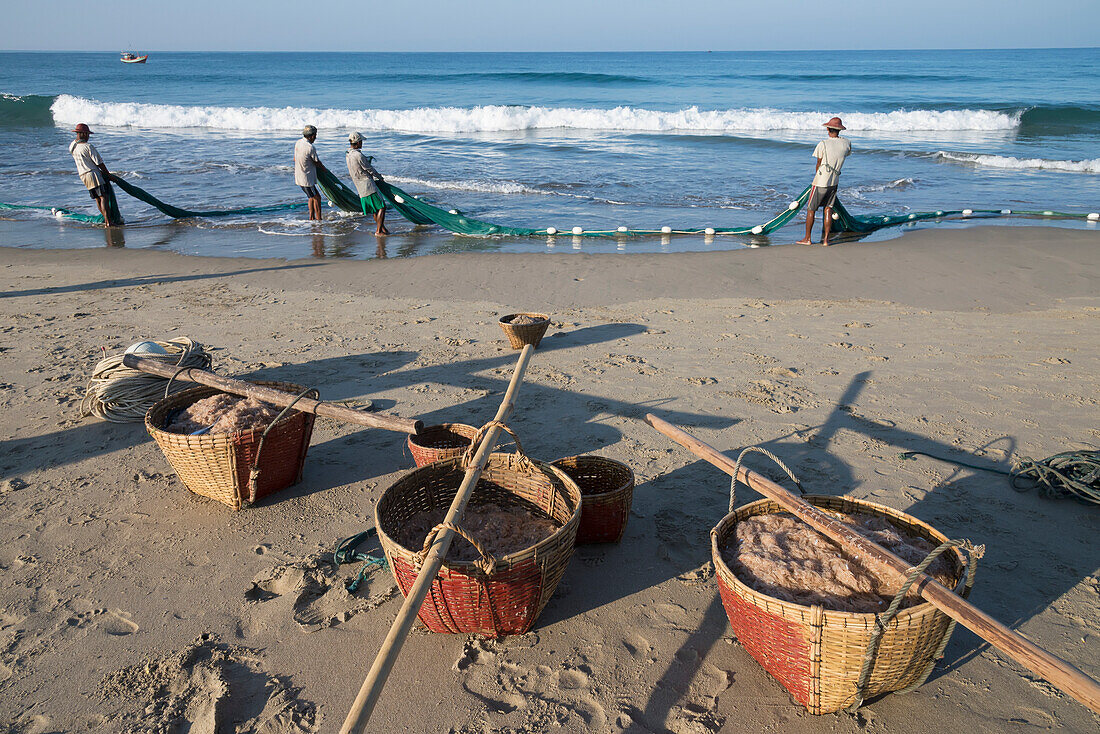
[123,354,422,435]
[340,343,536,733]
[644,414,1100,715]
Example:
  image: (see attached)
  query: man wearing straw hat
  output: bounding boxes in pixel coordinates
[797,117,851,246]
[68,123,120,226]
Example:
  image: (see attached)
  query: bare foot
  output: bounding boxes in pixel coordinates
[820,240,831,247]
[795,238,812,245]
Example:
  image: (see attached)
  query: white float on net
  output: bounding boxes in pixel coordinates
[788,201,799,210]
[661,226,672,234]
[393,195,405,204]
[546,227,557,235]
[617,226,628,233]
[704,227,715,235]
[751,225,763,235]
[1088,212,1100,221]
[1001,209,1012,215]
[962,209,973,216]
[572,226,583,235]
[448,209,459,215]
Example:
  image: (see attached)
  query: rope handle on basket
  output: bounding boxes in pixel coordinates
[729,446,805,512]
[847,539,985,712]
[246,387,319,505]
[164,365,195,399]
[417,521,498,577]
[460,420,532,471]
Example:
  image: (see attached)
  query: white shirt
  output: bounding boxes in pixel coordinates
[69,140,106,188]
[294,138,320,186]
[345,148,380,197]
[811,136,852,188]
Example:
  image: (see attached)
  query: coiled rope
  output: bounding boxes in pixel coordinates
[79,337,212,423]
[900,448,1100,506]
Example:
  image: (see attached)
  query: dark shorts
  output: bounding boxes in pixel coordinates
[301,185,321,199]
[88,184,108,200]
[360,193,385,214]
[807,185,838,212]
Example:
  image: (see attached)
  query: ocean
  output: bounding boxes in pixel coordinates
[1,49,1098,258]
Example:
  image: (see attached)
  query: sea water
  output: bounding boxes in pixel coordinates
[1,49,1098,258]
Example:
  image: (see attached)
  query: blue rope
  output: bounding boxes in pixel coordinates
[333,528,388,593]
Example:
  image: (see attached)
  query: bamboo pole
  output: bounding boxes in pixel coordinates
[644,414,1100,715]
[340,343,536,733]
[123,354,421,435]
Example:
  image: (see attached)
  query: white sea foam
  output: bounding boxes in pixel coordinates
[50,95,1021,134]
[934,151,1100,173]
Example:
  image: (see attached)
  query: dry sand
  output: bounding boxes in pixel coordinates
[0,226,1098,733]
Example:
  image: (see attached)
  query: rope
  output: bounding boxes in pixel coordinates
[900,448,1100,505]
[730,446,805,512]
[79,338,212,423]
[847,539,984,711]
[333,528,389,593]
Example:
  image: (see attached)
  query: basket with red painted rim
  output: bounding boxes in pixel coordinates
[376,424,582,636]
[551,455,633,544]
[145,381,316,510]
[406,423,478,467]
[713,493,975,713]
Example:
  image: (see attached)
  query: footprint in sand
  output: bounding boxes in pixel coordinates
[100,634,319,734]
[243,556,397,635]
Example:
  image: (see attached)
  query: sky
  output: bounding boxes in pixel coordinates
[2,0,1097,52]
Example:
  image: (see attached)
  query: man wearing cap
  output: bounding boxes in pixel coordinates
[69,123,120,226]
[295,125,329,221]
[345,131,389,235]
[797,117,852,246]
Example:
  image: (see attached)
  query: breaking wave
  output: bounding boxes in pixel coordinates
[48,95,1022,134]
[934,151,1100,174]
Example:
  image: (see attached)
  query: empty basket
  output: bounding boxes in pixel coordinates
[407,423,479,467]
[551,455,634,544]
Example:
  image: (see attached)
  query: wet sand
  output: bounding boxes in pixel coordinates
[0,226,1097,732]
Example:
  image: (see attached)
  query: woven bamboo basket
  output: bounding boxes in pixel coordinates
[498,313,550,350]
[376,451,582,637]
[406,423,478,467]
[712,495,972,714]
[551,455,634,544]
[145,381,316,510]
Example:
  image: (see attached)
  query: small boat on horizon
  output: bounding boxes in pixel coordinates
[120,52,148,64]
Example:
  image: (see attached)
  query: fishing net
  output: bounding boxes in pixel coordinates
[107,174,303,218]
[3,168,1096,237]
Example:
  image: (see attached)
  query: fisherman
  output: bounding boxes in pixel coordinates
[68,123,120,226]
[797,117,852,246]
[295,125,329,221]
[345,131,389,235]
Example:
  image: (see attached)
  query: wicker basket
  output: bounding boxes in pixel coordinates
[407,423,478,467]
[498,313,550,349]
[145,381,316,510]
[712,495,972,714]
[376,450,582,637]
[551,455,634,544]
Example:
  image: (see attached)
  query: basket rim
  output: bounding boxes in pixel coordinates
[711,494,968,622]
[145,381,310,440]
[375,452,582,571]
[407,422,479,448]
[499,312,550,325]
[550,454,634,500]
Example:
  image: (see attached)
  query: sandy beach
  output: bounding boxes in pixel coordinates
[1,226,1098,733]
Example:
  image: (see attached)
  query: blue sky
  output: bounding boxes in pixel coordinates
[2,0,1097,52]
